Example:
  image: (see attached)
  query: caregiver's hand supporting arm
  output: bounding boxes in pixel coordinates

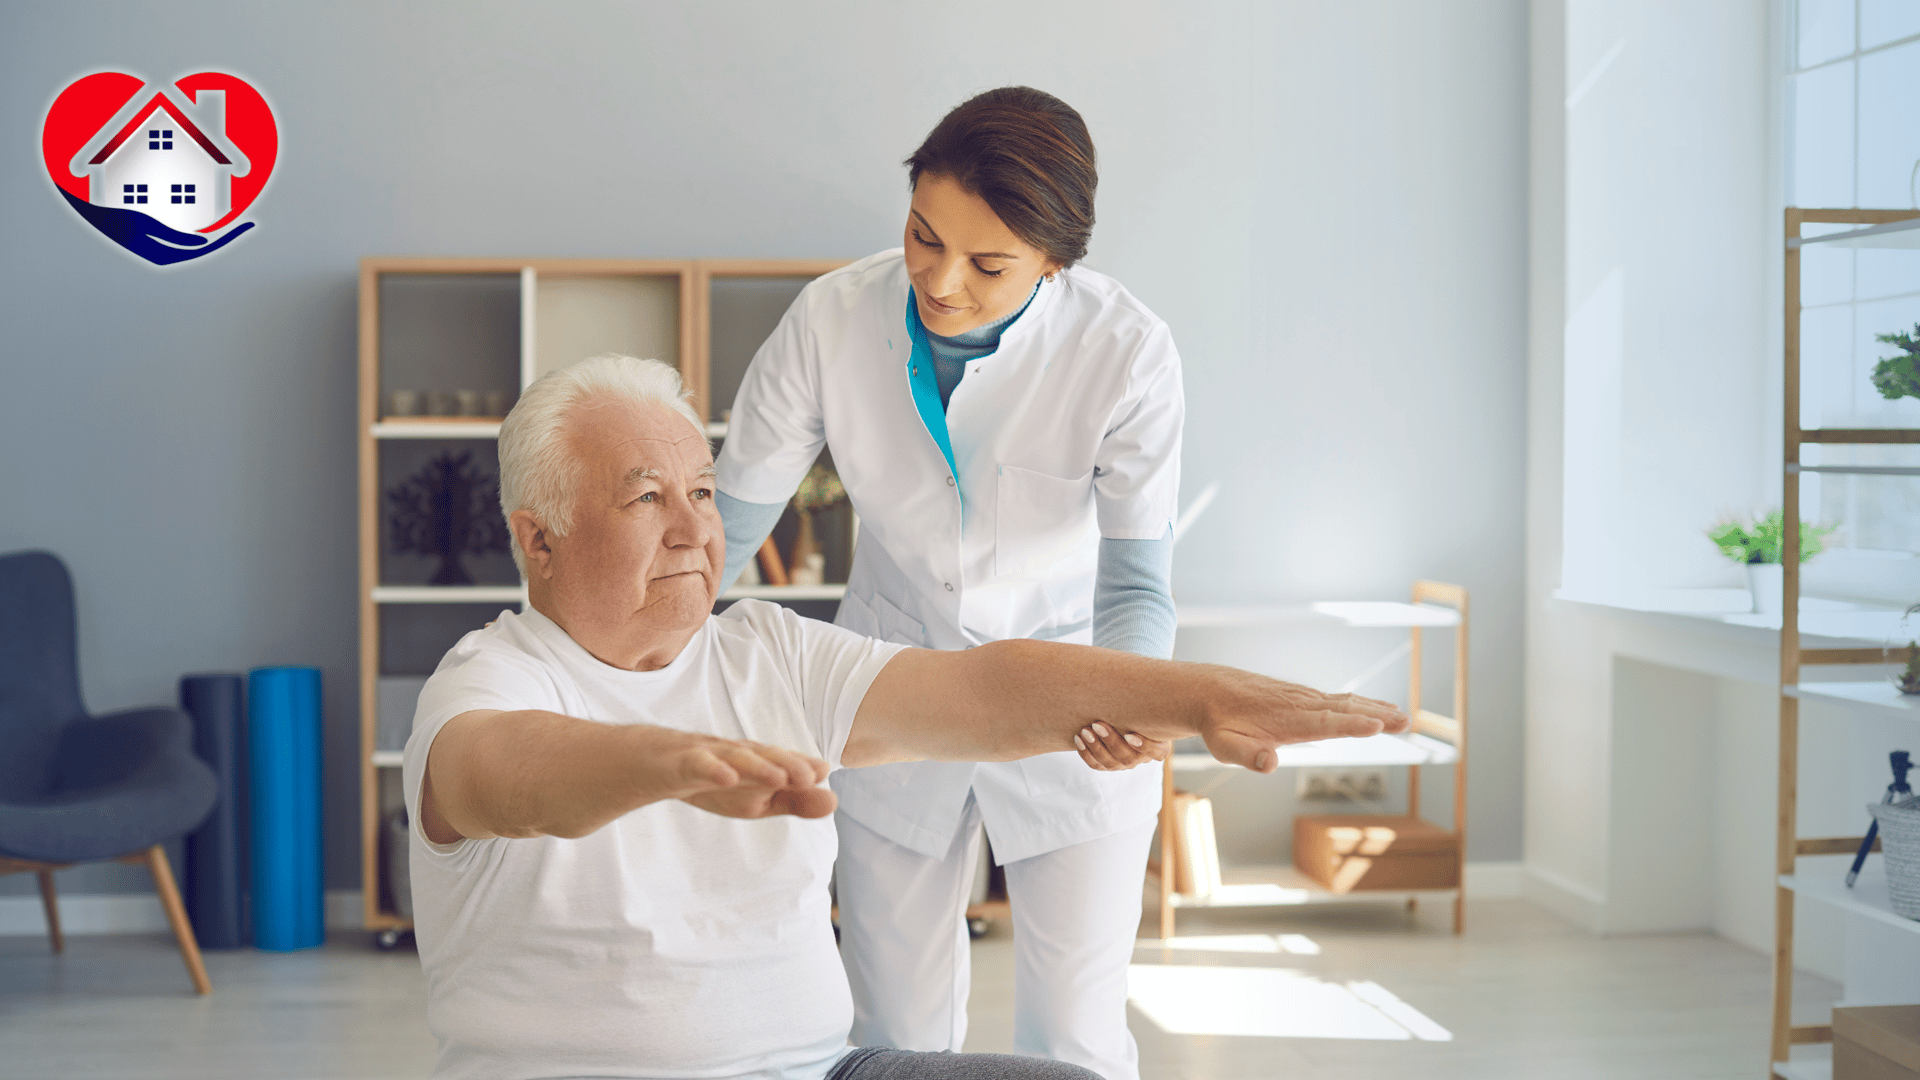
[420,709,834,844]
[844,641,1407,772]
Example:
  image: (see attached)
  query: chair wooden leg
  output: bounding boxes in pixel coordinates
[35,869,63,954]
[141,845,211,995]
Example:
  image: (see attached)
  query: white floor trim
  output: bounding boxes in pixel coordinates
[7,872,1529,938]
[0,890,368,936]
[1464,860,1523,898]
[1521,862,1605,933]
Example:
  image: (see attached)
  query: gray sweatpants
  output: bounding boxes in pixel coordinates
[829,1047,1104,1080]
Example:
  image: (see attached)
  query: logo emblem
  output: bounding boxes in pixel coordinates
[41,71,277,266]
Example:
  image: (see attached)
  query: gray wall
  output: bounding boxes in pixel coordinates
[0,0,1528,900]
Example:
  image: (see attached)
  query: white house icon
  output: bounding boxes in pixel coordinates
[68,84,251,234]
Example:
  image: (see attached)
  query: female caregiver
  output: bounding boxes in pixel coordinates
[713,86,1180,1080]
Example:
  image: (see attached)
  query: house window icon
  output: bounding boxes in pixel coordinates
[148,128,173,150]
[122,183,147,205]
[171,183,195,205]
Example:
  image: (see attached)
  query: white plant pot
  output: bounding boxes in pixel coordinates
[1747,562,1784,615]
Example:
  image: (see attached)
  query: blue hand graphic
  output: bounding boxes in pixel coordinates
[60,189,254,265]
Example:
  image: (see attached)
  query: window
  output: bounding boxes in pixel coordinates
[121,183,147,205]
[170,183,195,205]
[148,128,172,150]
[1788,2,1920,562]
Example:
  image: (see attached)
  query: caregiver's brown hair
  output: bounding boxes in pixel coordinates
[905,86,1097,270]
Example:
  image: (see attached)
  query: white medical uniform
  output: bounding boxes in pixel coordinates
[715,249,1183,1080]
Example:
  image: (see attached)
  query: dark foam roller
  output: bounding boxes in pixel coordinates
[181,673,247,949]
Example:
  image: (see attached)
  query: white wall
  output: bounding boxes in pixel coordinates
[0,0,1529,904]
[1524,0,1787,934]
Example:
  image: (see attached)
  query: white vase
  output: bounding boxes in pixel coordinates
[1747,562,1784,615]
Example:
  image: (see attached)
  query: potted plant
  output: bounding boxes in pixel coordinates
[387,450,509,585]
[1707,511,1837,615]
[1871,323,1920,401]
[788,463,846,587]
[1897,633,1920,696]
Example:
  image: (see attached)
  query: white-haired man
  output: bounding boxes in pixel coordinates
[402,355,1406,1080]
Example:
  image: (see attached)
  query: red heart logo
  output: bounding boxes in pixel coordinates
[41,71,277,265]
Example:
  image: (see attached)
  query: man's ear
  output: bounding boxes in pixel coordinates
[510,510,554,578]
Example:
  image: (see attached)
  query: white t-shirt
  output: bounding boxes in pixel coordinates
[401,600,907,1080]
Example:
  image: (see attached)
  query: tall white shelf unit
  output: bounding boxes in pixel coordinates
[1770,209,1920,1079]
[356,257,846,940]
[1150,581,1469,939]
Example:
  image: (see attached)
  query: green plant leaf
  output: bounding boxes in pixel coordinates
[1705,511,1836,564]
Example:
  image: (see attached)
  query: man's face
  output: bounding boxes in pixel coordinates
[520,397,723,663]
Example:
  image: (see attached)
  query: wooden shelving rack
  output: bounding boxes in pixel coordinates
[1770,208,1920,1078]
[1149,582,1469,939]
[355,256,847,944]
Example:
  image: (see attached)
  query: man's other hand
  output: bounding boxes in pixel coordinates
[666,734,837,820]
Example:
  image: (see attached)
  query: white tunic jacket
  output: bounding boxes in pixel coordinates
[715,249,1184,863]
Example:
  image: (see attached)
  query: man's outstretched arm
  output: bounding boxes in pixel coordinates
[419,710,836,844]
[842,641,1406,772]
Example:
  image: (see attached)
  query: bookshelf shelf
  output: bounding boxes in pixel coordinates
[1780,872,1920,940]
[1785,681,1920,720]
[1770,206,1920,1068]
[1169,732,1459,772]
[372,418,503,439]
[721,583,847,602]
[371,585,525,604]
[357,256,850,941]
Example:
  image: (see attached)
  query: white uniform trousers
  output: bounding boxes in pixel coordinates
[835,802,1157,1080]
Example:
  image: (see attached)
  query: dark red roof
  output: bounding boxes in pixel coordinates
[87,93,230,167]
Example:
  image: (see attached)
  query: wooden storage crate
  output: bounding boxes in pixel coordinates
[1292,813,1460,893]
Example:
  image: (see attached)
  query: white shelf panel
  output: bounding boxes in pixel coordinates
[705,421,727,439]
[372,420,502,439]
[1171,732,1458,771]
[1176,602,1458,629]
[372,585,526,604]
[1720,608,1910,641]
[1787,681,1920,720]
[1165,865,1456,909]
[1780,872,1920,937]
[1310,601,1460,627]
[1794,216,1920,249]
[370,750,404,768]
[1773,1061,1830,1080]
[722,584,847,601]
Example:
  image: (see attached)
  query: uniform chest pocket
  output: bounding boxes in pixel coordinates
[840,588,927,648]
[995,464,1096,578]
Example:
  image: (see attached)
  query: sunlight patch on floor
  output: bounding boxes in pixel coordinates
[1127,965,1454,1041]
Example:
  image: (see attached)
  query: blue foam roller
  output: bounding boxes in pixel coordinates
[248,667,324,951]
[182,673,247,949]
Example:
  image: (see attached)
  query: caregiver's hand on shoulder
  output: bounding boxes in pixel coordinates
[1074,722,1170,771]
[1195,669,1408,774]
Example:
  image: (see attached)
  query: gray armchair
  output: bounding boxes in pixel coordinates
[0,550,218,994]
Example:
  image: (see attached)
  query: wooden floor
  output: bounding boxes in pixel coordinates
[0,899,1839,1080]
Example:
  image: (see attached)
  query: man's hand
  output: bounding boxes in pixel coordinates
[1195,668,1408,772]
[423,709,837,843]
[665,734,837,819]
[848,640,1408,774]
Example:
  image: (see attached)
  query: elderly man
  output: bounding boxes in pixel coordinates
[402,355,1406,1080]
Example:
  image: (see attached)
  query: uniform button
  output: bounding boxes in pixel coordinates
[946,476,955,487]
[911,366,918,376]
[944,582,954,592]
